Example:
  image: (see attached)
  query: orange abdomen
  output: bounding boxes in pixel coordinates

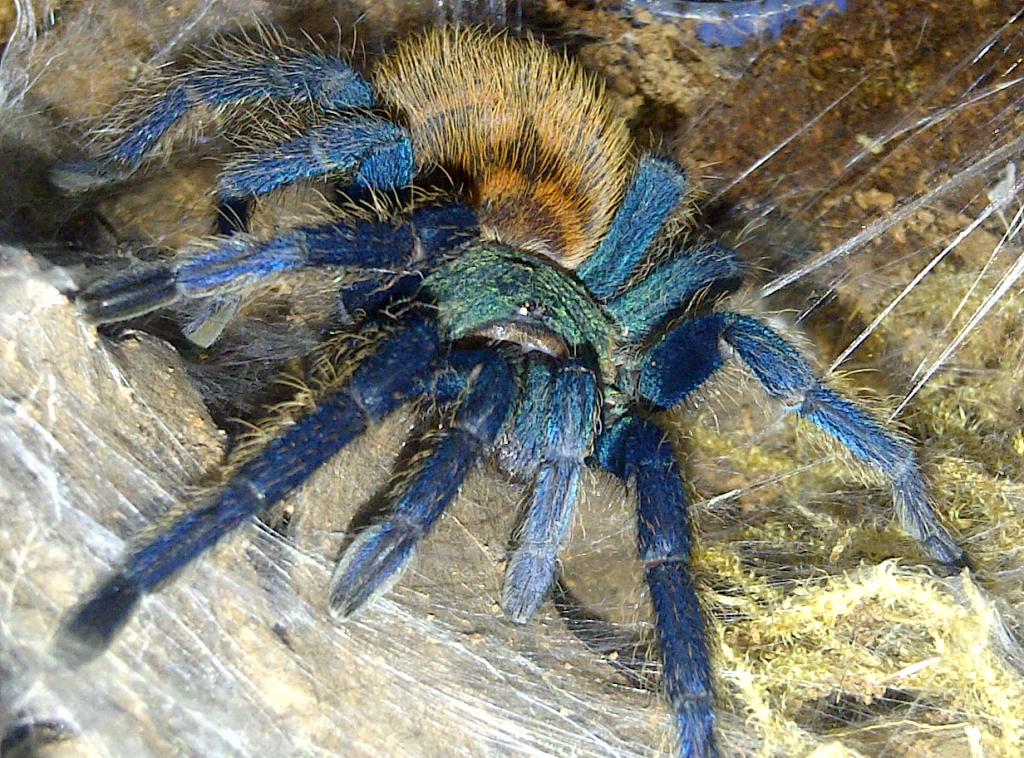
[374,28,631,269]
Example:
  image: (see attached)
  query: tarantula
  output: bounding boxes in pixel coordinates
[53,27,966,756]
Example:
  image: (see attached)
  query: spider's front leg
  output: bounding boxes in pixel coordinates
[328,349,516,618]
[595,415,717,758]
[55,316,442,662]
[637,312,968,568]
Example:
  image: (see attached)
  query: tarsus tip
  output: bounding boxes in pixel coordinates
[52,573,140,668]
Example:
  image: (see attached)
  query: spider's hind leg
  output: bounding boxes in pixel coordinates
[595,415,717,758]
[217,115,414,200]
[55,316,442,663]
[606,241,743,343]
[328,349,516,619]
[637,312,967,568]
[575,154,744,343]
[578,155,690,300]
[52,44,375,191]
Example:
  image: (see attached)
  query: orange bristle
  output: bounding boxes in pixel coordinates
[374,28,631,269]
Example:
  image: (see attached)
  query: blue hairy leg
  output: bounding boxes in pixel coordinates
[578,155,689,300]
[607,242,743,341]
[56,318,441,662]
[596,415,716,758]
[179,197,256,346]
[79,203,477,324]
[502,360,600,623]
[328,349,515,619]
[494,358,554,479]
[334,203,479,324]
[218,116,414,199]
[637,312,967,567]
[51,50,375,190]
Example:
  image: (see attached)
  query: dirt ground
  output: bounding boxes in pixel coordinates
[1,1,1022,756]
